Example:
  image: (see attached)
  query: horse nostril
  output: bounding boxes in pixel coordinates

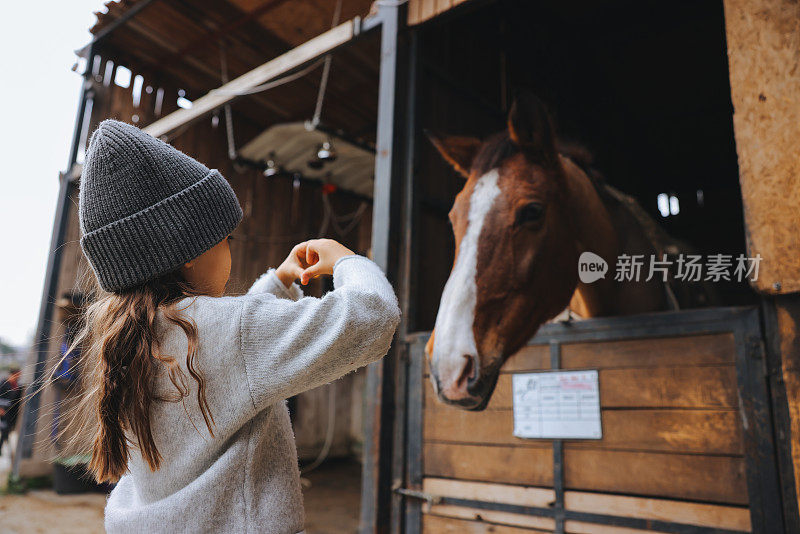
[455,355,472,388]
[456,354,480,391]
[466,353,481,390]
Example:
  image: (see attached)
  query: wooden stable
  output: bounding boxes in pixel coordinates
[386,1,799,532]
[383,1,799,532]
[20,0,800,533]
[407,309,773,533]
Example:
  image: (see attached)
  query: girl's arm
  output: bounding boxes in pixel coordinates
[245,242,311,301]
[245,268,303,301]
[237,254,401,411]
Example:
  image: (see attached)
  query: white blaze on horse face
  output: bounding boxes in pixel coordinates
[432,169,501,393]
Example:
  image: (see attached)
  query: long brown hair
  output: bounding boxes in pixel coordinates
[55,268,215,483]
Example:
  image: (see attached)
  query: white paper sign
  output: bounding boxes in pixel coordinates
[512,370,602,439]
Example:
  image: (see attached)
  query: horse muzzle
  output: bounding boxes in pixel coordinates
[431,354,499,411]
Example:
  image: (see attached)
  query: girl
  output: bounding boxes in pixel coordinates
[66,119,401,533]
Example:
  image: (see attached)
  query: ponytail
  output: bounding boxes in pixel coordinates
[56,269,214,483]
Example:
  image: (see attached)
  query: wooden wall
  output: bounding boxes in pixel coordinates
[723,0,800,296]
[419,333,752,532]
[723,0,800,522]
[407,1,799,529]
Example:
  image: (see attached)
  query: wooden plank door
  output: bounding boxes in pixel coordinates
[400,307,785,533]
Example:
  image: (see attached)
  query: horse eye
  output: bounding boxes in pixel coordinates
[516,202,545,226]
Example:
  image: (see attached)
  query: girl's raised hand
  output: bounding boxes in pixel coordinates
[274,239,355,288]
[299,239,355,285]
[275,242,312,288]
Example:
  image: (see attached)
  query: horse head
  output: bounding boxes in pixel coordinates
[425,94,583,410]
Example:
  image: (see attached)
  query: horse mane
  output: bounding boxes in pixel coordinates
[472,131,520,177]
[556,141,718,308]
[556,141,677,256]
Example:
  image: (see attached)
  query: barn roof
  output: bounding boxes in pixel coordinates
[81,0,382,146]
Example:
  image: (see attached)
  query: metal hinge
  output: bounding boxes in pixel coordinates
[393,484,441,512]
[746,335,764,360]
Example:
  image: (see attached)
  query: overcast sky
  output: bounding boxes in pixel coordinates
[0,1,107,347]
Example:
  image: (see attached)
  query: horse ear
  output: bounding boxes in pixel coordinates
[508,93,557,165]
[426,130,481,179]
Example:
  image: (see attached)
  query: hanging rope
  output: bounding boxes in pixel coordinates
[219,42,237,160]
[318,194,368,238]
[310,0,342,128]
[213,57,326,97]
[216,45,327,158]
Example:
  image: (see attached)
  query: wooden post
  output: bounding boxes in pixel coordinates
[723,0,800,525]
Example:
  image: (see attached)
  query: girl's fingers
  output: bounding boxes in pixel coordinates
[305,242,320,266]
[300,264,323,285]
[288,263,305,281]
[293,242,308,264]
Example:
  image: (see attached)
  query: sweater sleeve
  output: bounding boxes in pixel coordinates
[246,267,303,301]
[238,255,401,410]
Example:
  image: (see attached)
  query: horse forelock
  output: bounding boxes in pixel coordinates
[471,131,519,177]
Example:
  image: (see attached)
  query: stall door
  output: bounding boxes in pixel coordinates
[400,307,784,533]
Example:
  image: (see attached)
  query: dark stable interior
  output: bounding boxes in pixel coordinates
[413,0,752,332]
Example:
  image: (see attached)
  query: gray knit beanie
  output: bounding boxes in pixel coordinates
[78,119,243,293]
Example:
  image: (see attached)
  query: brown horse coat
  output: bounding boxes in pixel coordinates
[426,94,674,410]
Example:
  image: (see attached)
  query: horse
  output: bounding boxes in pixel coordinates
[425,93,706,411]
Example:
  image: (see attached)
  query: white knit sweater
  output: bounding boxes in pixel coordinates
[104,255,401,533]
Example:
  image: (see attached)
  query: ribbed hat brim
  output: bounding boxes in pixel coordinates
[80,170,243,292]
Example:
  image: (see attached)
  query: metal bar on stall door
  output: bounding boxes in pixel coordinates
[404,338,425,533]
[361,1,408,532]
[760,297,800,533]
[529,306,758,345]
[732,310,785,533]
[550,341,565,534]
[390,26,419,534]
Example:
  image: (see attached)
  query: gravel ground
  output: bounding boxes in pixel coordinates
[0,440,361,534]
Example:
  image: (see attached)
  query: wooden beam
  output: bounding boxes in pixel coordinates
[423,442,749,505]
[106,21,294,121]
[163,0,294,68]
[143,18,357,138]
[423,478,555,508]
[565,490,751,531]
[425,506,556,532]
[422,514,547,534]
[422,478,751,531]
